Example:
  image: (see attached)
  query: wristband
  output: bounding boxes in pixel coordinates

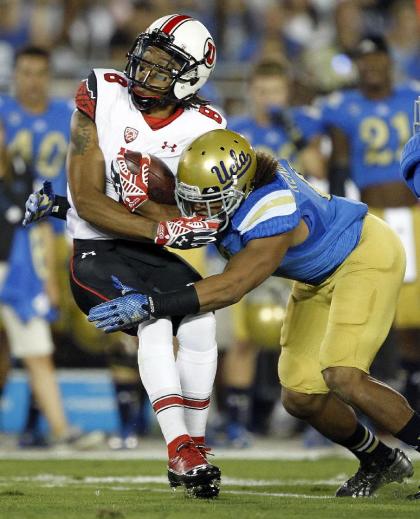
[150,285,200,317]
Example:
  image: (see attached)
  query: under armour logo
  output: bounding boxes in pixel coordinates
[162,141,177,153]
[81,251,96,259]
[175,236,188,246]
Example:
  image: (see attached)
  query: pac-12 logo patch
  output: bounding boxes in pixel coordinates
[124,127,139,143]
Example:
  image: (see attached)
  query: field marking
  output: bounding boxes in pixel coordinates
[0,446,418,461]
[0,447,351,461]
[109,486,335,499]
[0,474,335,499]
[0,474,418,488]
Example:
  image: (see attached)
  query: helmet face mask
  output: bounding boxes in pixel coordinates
[175,129,257,230]
[176,181,246,227]
[125,15,216,111]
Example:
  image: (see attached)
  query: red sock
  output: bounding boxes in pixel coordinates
[192,436,205,446]
[167,434,191,458]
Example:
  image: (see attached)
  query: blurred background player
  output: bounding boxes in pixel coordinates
[318,34,420,415]
[0,45,102,448]
[229,59,325,179]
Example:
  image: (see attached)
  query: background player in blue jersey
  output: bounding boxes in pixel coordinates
[0,45,101,449]
[89,129,420,499]
[230,60,325,179]
[318,35,420,416]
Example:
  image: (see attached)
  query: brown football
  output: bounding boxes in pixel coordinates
[124,150,176,205]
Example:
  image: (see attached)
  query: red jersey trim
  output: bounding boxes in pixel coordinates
[143,106,184,130]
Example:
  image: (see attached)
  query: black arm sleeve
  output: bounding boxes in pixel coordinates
[150,285,200,317]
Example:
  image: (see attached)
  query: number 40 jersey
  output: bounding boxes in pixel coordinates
[0,94,73,196]
[0,94,73,234]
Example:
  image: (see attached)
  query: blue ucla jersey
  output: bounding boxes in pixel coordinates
[318,82,420,189]
[218,160,368,285]
[0,95,73,232]
[228,106,321,162]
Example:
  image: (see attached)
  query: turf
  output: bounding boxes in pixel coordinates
[0,457,418,519]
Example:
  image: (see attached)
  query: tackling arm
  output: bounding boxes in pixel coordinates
[194,233,293,312]
[88,230,295,333]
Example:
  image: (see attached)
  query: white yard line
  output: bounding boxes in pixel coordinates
[0,474,418,487]
[0,446,351,461]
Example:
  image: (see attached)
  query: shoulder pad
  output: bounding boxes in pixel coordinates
[236,188,297,234]
[75,70,98,121]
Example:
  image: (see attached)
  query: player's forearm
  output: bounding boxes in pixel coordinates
[75,189,158,241]
[193,272,249,312]
[134,200,180,222]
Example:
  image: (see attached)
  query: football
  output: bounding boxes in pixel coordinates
[124,150,176,205]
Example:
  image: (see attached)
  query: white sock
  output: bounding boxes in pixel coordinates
[137,317,189,444]
[176,313,218,439]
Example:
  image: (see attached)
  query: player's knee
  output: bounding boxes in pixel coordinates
[322,366,365,401]
[177,312,217,352]
[281,388,324,419]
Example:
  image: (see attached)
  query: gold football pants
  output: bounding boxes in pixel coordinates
[279,214,406,394]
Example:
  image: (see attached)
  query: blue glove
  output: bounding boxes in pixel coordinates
[22,181,55,226]
[400,132,420,197]
[87,276,152,333]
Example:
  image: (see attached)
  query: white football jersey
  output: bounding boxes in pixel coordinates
[67,68,226,240]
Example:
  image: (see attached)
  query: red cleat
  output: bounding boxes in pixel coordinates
[167,441,221,498]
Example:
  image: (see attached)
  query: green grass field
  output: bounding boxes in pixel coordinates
[0,457,418,519]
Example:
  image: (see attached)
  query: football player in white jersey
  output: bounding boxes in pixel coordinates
[24,14,225,499]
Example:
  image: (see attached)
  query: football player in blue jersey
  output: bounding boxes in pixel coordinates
[0,45,70,444]
[318,35,420,419]
[0,46,102,449]
[89,128,420,499]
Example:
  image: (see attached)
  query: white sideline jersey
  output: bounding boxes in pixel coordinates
[67,68,226,240]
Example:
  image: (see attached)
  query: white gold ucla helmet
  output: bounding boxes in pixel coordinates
[176,129,257,229]
[125,14,216,110]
